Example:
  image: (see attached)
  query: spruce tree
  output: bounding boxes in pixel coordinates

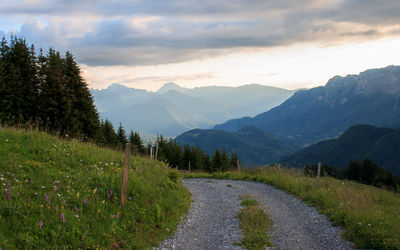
[117,122,127,148]
[0,37,9,122]
[0,37,39,124]
[62,51,100,140]
[211,149,222,173]
[39,48,70,135]
[102,119,118,147]
[129,130,145,155]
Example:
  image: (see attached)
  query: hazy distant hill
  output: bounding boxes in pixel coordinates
[281,124,400,176]
[91,83,294,137]
[175,125,297,166]
[215,65,400,147]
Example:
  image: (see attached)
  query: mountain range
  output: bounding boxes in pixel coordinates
[177,65,400,167]
[281,124,400,176]
[214,65,400,146]
[91,83,295,137]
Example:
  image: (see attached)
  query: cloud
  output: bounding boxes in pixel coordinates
[1,0,400,66]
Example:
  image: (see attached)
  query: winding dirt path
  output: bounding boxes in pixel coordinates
[156,178,353,250]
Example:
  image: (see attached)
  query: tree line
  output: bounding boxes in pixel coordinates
[0,36,100,140]
[106,122,240,173]
[0,36,240,172]
[304,158,400,191]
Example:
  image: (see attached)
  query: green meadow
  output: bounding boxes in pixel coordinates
[0,128,190,249]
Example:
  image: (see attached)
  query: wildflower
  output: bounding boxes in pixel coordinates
[129,196,132,201]
[61,213,66,223]
[44,193,50,205]
[41,186,45,189]
[39,221,43,228]
[53,186,57,193]
[25,198,29,204]
[63,200,66,206]
[83,198,88,205]
[5,188,10,201]
[55,205,58,211]
[7,180,10,187]
[30,178,33,183]
[102,200,105,204]
[57,182,61,189]
[75,214,79,218]
[107,190,113,198]
[76,192,80,198]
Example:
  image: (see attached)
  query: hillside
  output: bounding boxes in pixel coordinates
[0,128,190,248]
[91,83,294,137]
[175,126,296,166]
[280,124,400,176]
[215,65,400,147]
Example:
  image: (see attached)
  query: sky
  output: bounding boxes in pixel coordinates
[1,0,400,91]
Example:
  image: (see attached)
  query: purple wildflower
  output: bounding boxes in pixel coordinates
[44,193,50,205]
[63,200,66,206]
[83,198,88,205]
[5,188,10,201]
[7,180,10,187]
[53,186,57,193]
[107,189,113,198]
[55,205,58,211]
[26,198,29,204]
[39,221,43,228]
[57,182,61,189]
[129,196,132,201]
[30,178,33,184]
[61,213,66,223]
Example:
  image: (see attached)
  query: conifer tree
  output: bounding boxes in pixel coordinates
[0,37,9,122]
[230,153,239,170]
[117,122,127,148]
[0,37,39,124]
[129,130,145,155]
[39,48,70,135]
[102,119,118,147]
[211,149,222,173]
[62,51,100,140]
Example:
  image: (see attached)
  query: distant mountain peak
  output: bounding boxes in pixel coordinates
[157,82,186,94]
[107,83,132,90]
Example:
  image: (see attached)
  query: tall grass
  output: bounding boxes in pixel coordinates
[0,128,191,249]
[237,195,272,250]
[185,168,400,249]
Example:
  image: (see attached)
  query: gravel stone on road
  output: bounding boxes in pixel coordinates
[156,178,354,250]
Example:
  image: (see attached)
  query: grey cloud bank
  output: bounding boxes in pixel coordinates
[1,0,400,66]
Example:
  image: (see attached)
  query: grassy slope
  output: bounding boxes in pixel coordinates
[0,128,190,249]
[185,168,400,249]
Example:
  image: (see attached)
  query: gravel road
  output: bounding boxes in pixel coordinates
[156,178,354,250]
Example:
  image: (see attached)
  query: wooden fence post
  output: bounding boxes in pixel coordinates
[155,136,159,161]
[317,162,321,178]
[121,143,131,207]
[149,144,153,159]
[188,160,191,172]
[237,160,240,171]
